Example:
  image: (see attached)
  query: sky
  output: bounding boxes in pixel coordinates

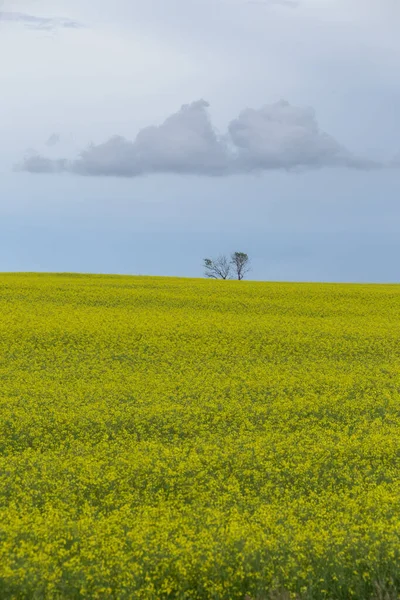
[1,0,400,281]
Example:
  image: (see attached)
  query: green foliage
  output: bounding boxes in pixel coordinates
[231,252,251,280]
[1,274,400,598]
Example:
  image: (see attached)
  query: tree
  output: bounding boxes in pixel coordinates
[203,255,232,280]
[203,252,251,280]
[231,251,251,280]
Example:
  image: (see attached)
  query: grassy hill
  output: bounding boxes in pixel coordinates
[1,273,400,599]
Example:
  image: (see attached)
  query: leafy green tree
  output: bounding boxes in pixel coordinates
[231,251,251,280]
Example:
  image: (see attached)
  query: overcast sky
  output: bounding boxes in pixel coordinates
[1,0,400,281]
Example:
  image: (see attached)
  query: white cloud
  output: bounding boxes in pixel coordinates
[15,99,378,177]
[3,0,400,173]
[228,100,375,170]
[0,11,82,30]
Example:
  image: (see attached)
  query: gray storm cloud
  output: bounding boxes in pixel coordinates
[0,11,82,30]
[16,99,379,177]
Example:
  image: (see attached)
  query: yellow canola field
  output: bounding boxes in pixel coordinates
[1,273,400,599]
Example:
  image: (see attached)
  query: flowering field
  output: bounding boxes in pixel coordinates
[1,273,400,599]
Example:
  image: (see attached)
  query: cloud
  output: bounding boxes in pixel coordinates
[45,134,61,147]
[222,0,299,6]
[0,11,82,31]
[15,99,379,177]
[246,0,299,7]
[16,152,68,174]
[228,100,375,171]
[71,100,230,177]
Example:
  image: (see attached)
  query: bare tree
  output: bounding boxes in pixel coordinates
[203,255,232,279]
[231,251,251,280]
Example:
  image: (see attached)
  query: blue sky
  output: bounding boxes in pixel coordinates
[1,0,400,281]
